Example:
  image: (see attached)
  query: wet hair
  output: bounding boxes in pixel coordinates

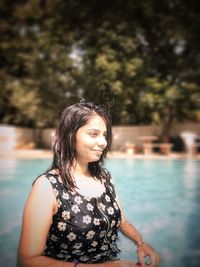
[51,101,112,191]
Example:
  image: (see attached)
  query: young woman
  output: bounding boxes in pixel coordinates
[17,102,160,267]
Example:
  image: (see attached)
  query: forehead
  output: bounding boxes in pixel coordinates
[84,115,107,130]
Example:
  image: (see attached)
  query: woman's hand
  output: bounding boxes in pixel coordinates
[136,243,160,267]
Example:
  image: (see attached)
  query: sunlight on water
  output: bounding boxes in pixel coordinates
[0,158,200,267]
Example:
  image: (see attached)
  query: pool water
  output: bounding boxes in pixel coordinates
[0,158,200,267]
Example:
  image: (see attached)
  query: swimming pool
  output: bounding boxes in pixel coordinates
[0,158,200,267]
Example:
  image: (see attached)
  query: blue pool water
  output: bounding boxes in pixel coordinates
[0,158,200,267]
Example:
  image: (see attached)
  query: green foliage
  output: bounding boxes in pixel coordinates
[0,0,79,127]
[0,0,200,140]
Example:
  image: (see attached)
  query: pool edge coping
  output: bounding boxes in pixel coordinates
[1,149,200,160]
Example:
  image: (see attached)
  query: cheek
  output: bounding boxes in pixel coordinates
[76,137,94,151]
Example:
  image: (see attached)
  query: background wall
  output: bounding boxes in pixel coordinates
[0,125,35,151]
[1,123,200,152]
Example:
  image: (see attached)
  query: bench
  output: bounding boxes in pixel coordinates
[125,143,173,155]
[188,142,200,155]
[142,143,173,155]
[125,143,136,155]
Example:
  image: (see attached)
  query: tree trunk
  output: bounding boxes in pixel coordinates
[33,128,43,148]
[160,105,173,143]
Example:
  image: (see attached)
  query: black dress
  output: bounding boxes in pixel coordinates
[42,169,122,264]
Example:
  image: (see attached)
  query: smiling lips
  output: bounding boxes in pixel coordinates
[93,149,103,154]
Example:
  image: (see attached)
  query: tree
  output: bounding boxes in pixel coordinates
[1,0,200,142]
[130,0,200,141]
[71,0,200,141]
[0,0,80,127]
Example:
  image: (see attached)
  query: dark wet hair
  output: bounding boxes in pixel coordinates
[51,101,112,191]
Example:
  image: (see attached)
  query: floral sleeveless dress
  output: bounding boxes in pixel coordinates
[42,169,122,264]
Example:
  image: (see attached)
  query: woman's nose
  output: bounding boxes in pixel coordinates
[97,136,107,148]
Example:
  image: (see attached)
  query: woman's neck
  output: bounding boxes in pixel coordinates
[72,160,90,177]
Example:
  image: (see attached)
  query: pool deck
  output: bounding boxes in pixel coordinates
[1,149,200,160]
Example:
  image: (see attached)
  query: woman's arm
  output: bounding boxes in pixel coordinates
[17,176,72,267]
[115,193,160,267]
[115,193,143,244]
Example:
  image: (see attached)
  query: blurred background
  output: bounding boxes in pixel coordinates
[1,0,200,142]
[1,1,200,267]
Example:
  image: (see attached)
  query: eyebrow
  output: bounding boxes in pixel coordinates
[87,128,107,133]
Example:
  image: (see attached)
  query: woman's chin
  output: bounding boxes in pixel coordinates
[89,156,101,163]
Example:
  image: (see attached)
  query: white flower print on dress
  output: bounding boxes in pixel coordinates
[60,243,68,249]
[72,250,82,255]
[91,241,98,247]
[43,170,121,261]
[88,248,96,252]
[111,220,116,228]
[54,188,59,197]
[58,222,66,231]
[102,251,109,256]
[60,249,68,254]
[107,206,114,215]
[62,211,70,220]
[116,220,121,227]
[93,218,100,225]
[111,234,117,241]
[62,192,69,200]
[73,243,83,249]
[113,202,119,210]
[79,255,89,262]
[57,199,62,207]
[71,204,80,213]
[72,251,85,256]
[105,194,111,202]
[86,230,95,239]
[84,196,92,201]
[107,230,112,237]
[109,185,113,192]
[94,254,101,260]
[50,234,58,242]
[87,203,94,211]
[64,255,71,259]
[98,202,106,211]
[83,215,92,224]
[100,230,106,238]
[49,176,57,183]
[67,232,76,241]
[100,244,108,251]
[74,196,83,205]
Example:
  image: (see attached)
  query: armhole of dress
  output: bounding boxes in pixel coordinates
[44,173,59,197]
[43,173,61,215]
[32,172,59,215]
[104,168,117,199]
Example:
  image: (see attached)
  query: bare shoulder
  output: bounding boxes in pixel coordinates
[33,174,53,192]
[27,174,57,211]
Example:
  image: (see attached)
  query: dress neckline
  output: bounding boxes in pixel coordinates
[49,169,108,200]
[71,183,107,201]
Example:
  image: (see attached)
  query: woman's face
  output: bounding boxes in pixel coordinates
[75,114,108,164]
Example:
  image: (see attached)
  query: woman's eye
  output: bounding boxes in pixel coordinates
[89,132,98,137]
